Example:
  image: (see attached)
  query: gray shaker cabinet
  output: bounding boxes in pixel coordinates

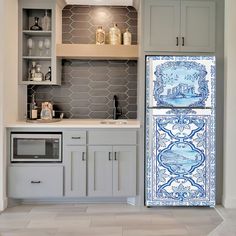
[144,0,215,52]
[8,166,63,198]
[88,145,136,197]
[64,146,87,197]
[112,146,136,197]
[88,146,113,197]
[64,131,87,197]
[87,130,137,197]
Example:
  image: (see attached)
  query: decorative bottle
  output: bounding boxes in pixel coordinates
[29,94,38,120]
[34,64,44,82]
[45,66,51,81]
[123,28,132,45]
[41,10,51,31]
[29,61,36,81]
[96,26,105,45]
[109,23,121,45]
[30,17,42,31]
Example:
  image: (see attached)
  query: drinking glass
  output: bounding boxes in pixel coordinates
[27,38,33,56]
[38,40,44,56]
[44,38,51,56]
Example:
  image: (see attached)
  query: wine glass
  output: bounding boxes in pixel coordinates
[44,38,51,56]
[38,40,44,56]
[27,38,33,56]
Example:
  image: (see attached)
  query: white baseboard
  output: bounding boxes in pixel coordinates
[20,197,128,205]
[222,195,236,208]
[0,197,8,211]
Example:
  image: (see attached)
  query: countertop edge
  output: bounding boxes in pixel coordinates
[4,119,141,129]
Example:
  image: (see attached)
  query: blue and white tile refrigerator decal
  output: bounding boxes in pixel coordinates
[145,56,215,206]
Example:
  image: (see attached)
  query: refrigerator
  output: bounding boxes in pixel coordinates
[145,56,215,207]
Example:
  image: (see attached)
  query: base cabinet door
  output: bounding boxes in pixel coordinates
[113,146,136,197]
[64,146,86,197]
[88,146,113,197]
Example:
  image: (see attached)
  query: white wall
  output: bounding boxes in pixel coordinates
[0,0,19,211]
[223,0,236,208]
[0,0,6,211]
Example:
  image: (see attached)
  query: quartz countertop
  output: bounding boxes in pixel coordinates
[5,119,141,129]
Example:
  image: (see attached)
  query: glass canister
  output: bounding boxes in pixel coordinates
[41,10,51,31]
[34,64,44,82]
[109,23,121,45]
[123,28,132,45]
[96,26,105,45]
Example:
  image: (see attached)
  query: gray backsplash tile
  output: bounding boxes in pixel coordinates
[27,5,137,119]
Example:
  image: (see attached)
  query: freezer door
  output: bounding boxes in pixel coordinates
[146,56,215,109]
[145,109,215,206]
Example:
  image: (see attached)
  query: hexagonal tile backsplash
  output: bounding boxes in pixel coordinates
[28,6,137,119]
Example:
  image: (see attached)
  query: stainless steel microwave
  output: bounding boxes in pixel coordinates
[11,133,62,163]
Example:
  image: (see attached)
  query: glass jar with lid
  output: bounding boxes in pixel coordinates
[96,26,105,45]
[109,23,121,45]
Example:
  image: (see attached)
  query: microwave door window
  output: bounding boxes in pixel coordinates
[46,139,59,159]
[15,139,46,159]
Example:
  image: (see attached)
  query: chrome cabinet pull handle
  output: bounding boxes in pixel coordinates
[182,37,185,46]
[82,152,86,161]
[31,181,41,184]
[71,137,81,139]
[176,37,179,46]
[109,152,112,161]
[114,152,117,161]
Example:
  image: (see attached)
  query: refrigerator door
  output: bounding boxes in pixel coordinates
[146,56,215,109]
[145,108,215,206]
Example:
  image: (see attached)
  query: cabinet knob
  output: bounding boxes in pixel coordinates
[31,181,41,184]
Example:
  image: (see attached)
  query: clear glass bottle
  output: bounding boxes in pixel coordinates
[109,23,121,45]
[29,94,38,120]
[96,26,105,45]
[45,66,51,81]
[30,17,42,31]
[34,64,44,82]
[28,61,36,81]
[123,28,132,45]
[41,10,51,31]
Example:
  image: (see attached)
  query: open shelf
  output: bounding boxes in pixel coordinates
[22,56,51,60]
[23,30,52,36]
[56,44,139,60]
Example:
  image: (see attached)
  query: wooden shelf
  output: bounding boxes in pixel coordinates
[56,44,139,60]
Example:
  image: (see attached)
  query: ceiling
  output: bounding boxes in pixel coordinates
[65,0,133,6]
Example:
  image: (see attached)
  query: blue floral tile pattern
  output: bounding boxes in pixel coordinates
[145,56,215,207]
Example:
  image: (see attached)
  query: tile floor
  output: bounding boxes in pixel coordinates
[0,204,235,236]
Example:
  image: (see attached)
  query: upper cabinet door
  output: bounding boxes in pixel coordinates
[144,0,181,52]
[181,1,215,52]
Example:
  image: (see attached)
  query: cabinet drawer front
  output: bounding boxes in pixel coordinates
[8,166,63,198]
[64,131,86,145]
[88,131,136,145]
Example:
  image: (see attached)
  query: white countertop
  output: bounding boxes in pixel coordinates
[5,119,141,129]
